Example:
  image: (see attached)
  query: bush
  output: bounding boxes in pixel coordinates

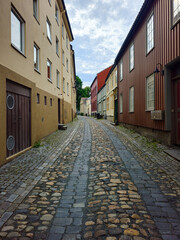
[80,112,84,116]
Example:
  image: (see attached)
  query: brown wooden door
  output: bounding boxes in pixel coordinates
[6,81,31,157]
[175,80,180,145]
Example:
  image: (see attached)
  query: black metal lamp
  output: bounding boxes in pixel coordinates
[154,63,164,76]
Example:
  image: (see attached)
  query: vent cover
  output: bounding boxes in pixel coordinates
[7,136,15,151]
[7,95,15,110]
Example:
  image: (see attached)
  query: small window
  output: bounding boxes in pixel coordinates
[67,82,69,96]
[34,43,39,71]
[48,0,51,6]
[44,96,47,105]
[55,4,59,23]
[33,0,38,20]
[57,70,60,88]
[120,93,123,113]
[56,37,59,56]
[129,42,134,71]
[66,58,69,72]
[120,59,123,81]
[47,59,52,81]
[62,23,64,38]
[46,17,51,42]
[146,13,154,54]
[62,50,65,65]
[37,93,40,104]
[146,74,155,111]
[50,98,52,106]
[129,86,134,113]
[172,0,180,25]
[11,7,25,53]
[63,78,65,92]
[115,70,117,84]
[66,34,68,49]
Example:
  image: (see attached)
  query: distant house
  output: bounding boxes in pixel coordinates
[106,64,118,123]
[115,0,180,145]
[97,84,106,117]
[91,66,112,117]
[80,97,91,116]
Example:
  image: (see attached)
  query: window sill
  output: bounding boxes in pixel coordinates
[33,15,40,25]
[146,47,155,57]
[11,44,26,58]
[47,37,52,45]
[56,53,60,58]
[55,18,59,26]
[34,68,41,74]
[129,67,134,73]
[48,78,52,83]
[171,18,180,29]
[57,86,60,89]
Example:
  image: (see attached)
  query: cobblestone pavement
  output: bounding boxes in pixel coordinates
[0,116,180,240]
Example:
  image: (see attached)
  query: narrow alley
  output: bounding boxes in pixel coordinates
[0,117,180,240]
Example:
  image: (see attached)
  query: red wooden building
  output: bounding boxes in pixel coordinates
[115,0,180,145]
[91,76,98,116]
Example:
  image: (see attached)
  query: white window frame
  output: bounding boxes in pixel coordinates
[57,70,60,88]
[47,59,52,81]
[129,86,134,113]
[11,7,25,54]
[33,0,38,20]
[120,93,123,113]
[56,36,59,56]
[146,74,155,111]
[146,12,154,54]
[66,58,69,72]
[46,17,51,42]
[120,59,123,81]
[34,43,40,71]
[129,42,134,71]
[172,0,180,25]
[55,3,59,24]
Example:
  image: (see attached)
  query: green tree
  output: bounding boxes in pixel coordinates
[76,76,91,111]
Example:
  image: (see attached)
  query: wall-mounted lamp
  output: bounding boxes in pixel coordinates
[154,63,164,76]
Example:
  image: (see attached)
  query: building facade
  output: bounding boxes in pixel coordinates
[0,0,76,166]
[97,85,106,117]
[90,76,98,116]
[116,0,180,145]
[106,65,118,123]
[80,97,91,116]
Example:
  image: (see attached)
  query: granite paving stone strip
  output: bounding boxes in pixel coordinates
[98,120,180,240]
[0,120,79,228]
[48,118,91,240]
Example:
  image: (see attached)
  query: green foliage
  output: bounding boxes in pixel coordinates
[76,76,91,110]
[33,140,41,148]
[80,112,84,116]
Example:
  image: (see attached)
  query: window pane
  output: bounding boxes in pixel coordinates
[46,19,51,41]
[173,0,180,23]
[147,14,154,53]
[47,60,51,79]
[11,11,21,50]
[34,45,39,70]
[146,74,154,110]
[130,44,134,71]
[33,0,38,19]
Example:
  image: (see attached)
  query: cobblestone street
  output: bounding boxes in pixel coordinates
[0,116,180,240]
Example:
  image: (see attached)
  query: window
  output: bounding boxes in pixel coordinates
[129,43,134,71]
[67,82,69,96]
[11,7,25,53]
[34,43,39,71]
[48,0,51,5]
[120,59,123,81]
[50,98,52,106]
[120,93,123,113]
[46,18,51,42]
[44,96,47,105]
[129,86,134,112]
[146,13,154,54]
[115,70,117,84]
[33,0,38,20]
[62,50,65,65]
[47,59,52,80]
[37,93,40,104]
[57,70,60,88]
[63,78,65,92]
[146,74,155,111]
[62,23,64,38]
[66,58,69,72]
[55,4,59,23]
[66,34,68,48]
[56,37,59,56]
[172,0,180,25]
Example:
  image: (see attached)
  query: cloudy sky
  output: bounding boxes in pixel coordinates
[64,0,144,87]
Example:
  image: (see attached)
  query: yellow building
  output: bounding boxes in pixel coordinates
[80,97,91,116]
[106,65,118,123]
[0,0,76,166]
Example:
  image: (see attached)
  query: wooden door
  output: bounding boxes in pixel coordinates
[58,99,61,123]
[6,80,31,157]
[175,80,180,145]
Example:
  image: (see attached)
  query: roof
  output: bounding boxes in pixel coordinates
[105,62,117,83]
[115,0,153,64]
[97,65,113,92]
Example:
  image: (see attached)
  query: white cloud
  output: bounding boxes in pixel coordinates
[65,0,144,86]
